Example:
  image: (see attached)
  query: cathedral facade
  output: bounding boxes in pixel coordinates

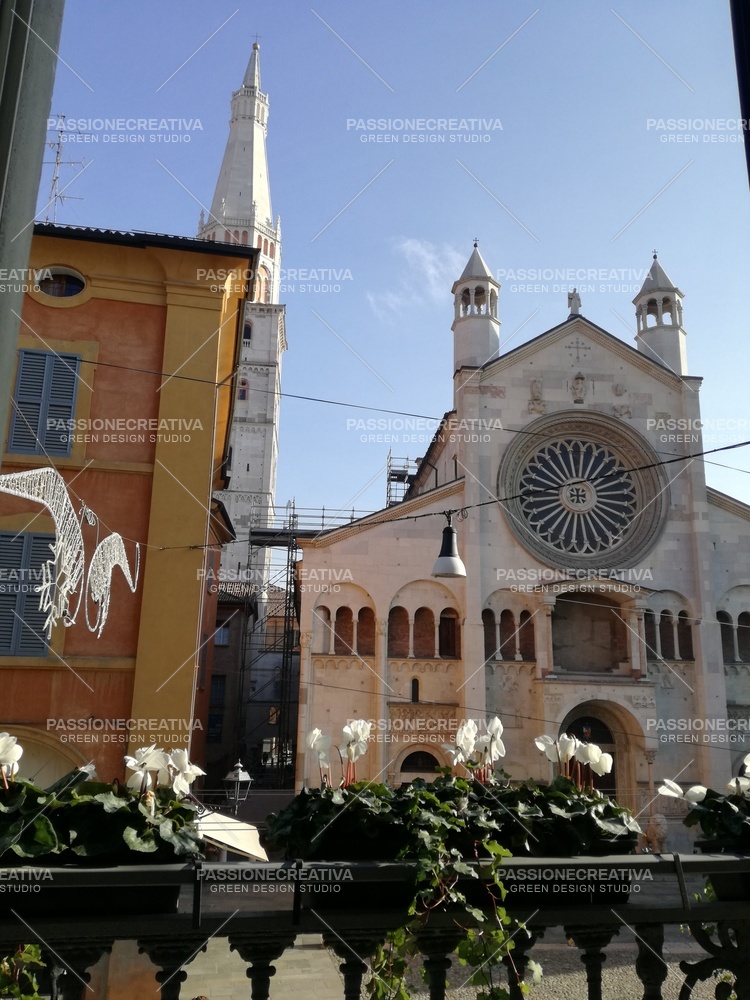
[295,246,750,846]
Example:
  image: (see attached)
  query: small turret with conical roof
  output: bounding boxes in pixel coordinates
[633,253,687,375]
[451,240,500,373]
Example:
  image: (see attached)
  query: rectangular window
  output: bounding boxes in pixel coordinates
[9,350,81,457]
[207,674,226,743]
[0,533,53,655]
[214,622,230,646]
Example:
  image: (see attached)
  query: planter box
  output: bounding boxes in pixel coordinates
[694,839,750,901]
[0,882,180,917]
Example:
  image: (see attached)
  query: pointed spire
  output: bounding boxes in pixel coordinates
[243,42,261,89]
[635,252,680,298]
[459,243,493,281]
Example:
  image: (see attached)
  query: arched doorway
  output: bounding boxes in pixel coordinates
[559,700,644,811]
[563,715,616,796]
[398,749,440,785]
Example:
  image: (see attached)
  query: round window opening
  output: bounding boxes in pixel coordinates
[37,267,86,298]
[498,412,668,570]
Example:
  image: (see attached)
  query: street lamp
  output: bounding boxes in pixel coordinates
[223,761,253,816]
[431,512,467,578]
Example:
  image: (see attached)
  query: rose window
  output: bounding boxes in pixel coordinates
[498,413,668,570]
[519,440,638,555]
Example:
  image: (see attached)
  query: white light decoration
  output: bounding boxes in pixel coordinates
[85,532,140,637]
[0,466,139,638]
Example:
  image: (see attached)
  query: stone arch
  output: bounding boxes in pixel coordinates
[559,700,644,811]
[659,610,675,659]
[357,607,375,656]
[551,590,627,673]
[6,725,88,786]
[388,606,409,657]
[334,606,353,654]
[392,743,448,784]
[312,604,332,653]
[413,607,435,658]
[438,607,460,658]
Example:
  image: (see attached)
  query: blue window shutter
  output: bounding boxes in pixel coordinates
[0,532,53,656]
[9,351,80,456]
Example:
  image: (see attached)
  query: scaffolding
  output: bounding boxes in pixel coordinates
[386,449,418,506]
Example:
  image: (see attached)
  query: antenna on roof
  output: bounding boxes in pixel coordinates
[43,114,85,223]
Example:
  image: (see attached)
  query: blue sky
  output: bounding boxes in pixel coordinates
[43,1,750,517]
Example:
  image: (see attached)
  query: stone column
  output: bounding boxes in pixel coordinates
[376,617,389,780]
[673,618,681,661]
[138,936,208,1000]
[626,608,640,677]
[328,615,336,655]
[634,923,667,999]
[733,622,742,663]
[415,928,465,1000]
[44,940,112,1000]
[229,935,295,1000]
[323,931,384,1000]
[502,929,542,1000]
[566,926,619,1000]
[434,620,441,659]
[408,616,415,658]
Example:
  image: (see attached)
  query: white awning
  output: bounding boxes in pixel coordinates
[196,810,268,861]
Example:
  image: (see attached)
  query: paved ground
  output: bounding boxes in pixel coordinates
[182,928,725,1000]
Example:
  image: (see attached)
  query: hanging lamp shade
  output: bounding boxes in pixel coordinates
[431,516,467,578]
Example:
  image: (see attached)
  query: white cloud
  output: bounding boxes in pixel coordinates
[367,237,465,318]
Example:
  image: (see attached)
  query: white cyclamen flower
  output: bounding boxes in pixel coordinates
[683,785,708,803]
[0,733,23,778]
[728,777,750,796]
[589,752,613,776]
[455,719,479,758]
[557,734,579,763]
[342,720,372,762]
[658,779,685,799]
[124,744,170,791]
[169,749,206,797]
[574,742,599,766]
[475,734,505,765]
[534,735,559,762]
[307,729,332,769]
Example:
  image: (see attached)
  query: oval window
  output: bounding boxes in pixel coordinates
[37,267,86,298]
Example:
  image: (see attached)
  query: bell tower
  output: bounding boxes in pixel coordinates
[633,254,687,376]
[202,42,286,584]
[451,242,500,374]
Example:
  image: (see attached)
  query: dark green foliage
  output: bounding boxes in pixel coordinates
[0,770,203,865]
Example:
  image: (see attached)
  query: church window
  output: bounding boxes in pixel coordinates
[739,612,750,662]
[499,609,515,659]
[482,609,496,661]
[438,609,460,658]
[519,610,535,660]
[659,611,675,659]
[499,415,667,572]
[413,607,434,657]
[238,379,249,401]
[357,607,375,655]
[388,606,409,657]
[518,440,637,556]
[717,611,734,662]
[411,678,419,703]
[644,610,657,656]
[242,231,248,245]
[677,611,694,660]
[333,607,353,654]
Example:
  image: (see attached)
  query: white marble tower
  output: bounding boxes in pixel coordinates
[200,43,286,583]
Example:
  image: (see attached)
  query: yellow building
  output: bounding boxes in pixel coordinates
[0,224,257,783]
